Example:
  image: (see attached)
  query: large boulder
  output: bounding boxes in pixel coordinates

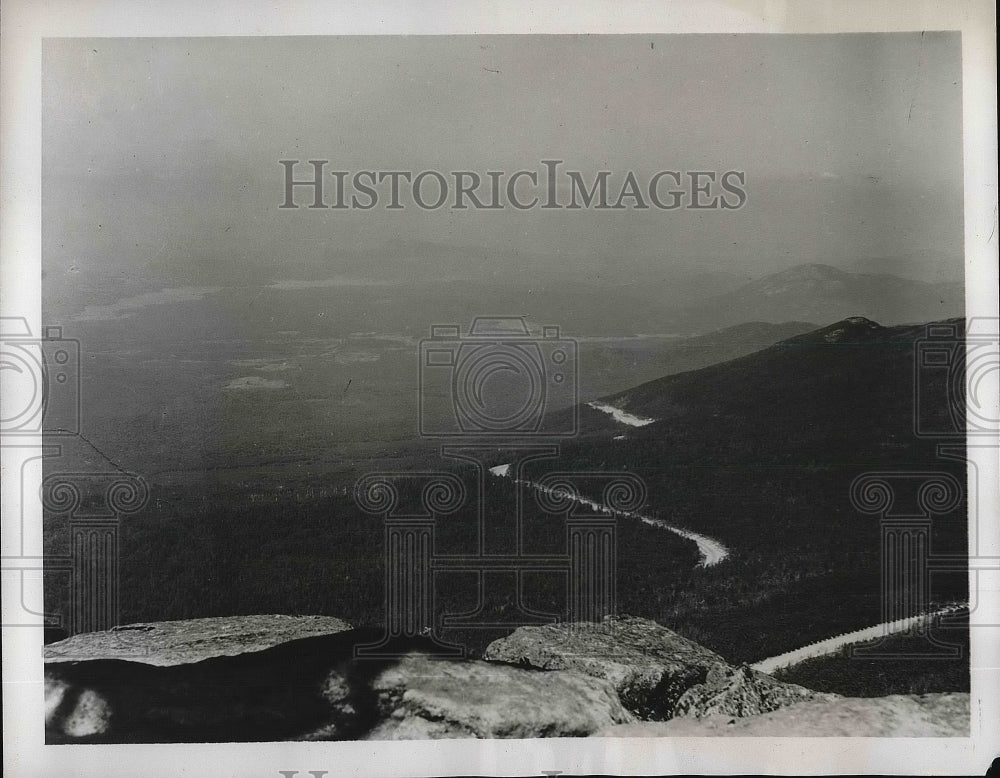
[595,693,970,737]
[484,616,830,721]
[484,616,725,719]
[44,616,631,742]
[45,622,374,743]
[357,654,632,740]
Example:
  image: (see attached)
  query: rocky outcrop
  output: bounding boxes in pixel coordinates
[672,664,837,719]
[53,613,921,742]
[595,693,970,737]
[483,616,723,719]
[483,616,829,721]
[44,618,631,743]
[356,655,631,740]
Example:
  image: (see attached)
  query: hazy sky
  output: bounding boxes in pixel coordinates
[42,33,964,299]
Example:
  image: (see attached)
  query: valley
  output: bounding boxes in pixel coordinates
[42,309,970,693]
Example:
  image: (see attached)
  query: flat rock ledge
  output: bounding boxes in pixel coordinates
[44,614,353,666]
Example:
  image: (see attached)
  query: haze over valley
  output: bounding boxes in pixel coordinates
[38,33,971,725]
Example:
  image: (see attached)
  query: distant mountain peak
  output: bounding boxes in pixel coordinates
[843,315,881,327]
[785,316,885,344]
[672,262,962,336]
[745,264,851,298]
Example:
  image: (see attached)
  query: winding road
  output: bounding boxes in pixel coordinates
[489,463,730,568]
[586,400,656,427]
[504,401,962,669]
[750,604,967,673]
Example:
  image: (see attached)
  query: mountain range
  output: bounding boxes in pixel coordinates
[665,264,963,334]
[46,261,962,341]
[537,316,968,661]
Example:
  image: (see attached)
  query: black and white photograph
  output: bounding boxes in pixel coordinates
[2,2,997,776]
